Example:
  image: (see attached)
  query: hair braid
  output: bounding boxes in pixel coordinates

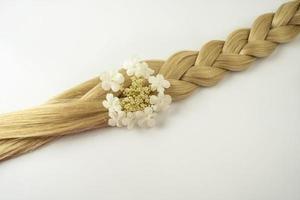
[162,0,300,100]
[0,0,299,161]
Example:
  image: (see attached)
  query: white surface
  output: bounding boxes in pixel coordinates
[0,0,299,199]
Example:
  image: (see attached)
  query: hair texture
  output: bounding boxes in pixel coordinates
[0,0,299,162]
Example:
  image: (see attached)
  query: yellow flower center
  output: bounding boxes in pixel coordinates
[120,77,151,112]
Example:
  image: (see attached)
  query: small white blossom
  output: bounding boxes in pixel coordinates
[103,93,121,112]
[122,57,140,75]
[100,71,124,92]
[123,58,154,78]
[122,112,137,129]
[135,107,157,128]
[150,93,172,112]
[148,74,170,93]
[108,111,126,127]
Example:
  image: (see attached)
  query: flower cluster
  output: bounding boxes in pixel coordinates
[100,59,171,128]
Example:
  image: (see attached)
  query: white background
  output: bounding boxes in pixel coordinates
[0,0,299,199]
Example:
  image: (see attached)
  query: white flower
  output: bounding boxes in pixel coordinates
[100,71,124,92]
[122,112,137,129]
[123,58,154,78]
[122,57,140,74]
[135,107,157,128]
[102,93,121,112]
[148,74,170,93]
[150,93,172,112]
[108,111,126,127]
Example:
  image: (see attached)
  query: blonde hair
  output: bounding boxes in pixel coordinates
[0,0,299,162]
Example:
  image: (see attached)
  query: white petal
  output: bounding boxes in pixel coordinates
[102,100,109,109]
[108,119,116,126]
[164,95,172,104]
[144,107,153,115]
[137,119,146,127]
[106,93,114,101]
[123,58,139,69]
[140,62,148,68]
[118,111,126,118]
[113,105,121,112]
[112,73,124,84]
[147,118,156,127]
[116,122,123,127]
[127,123,135,129]
[157,74,164,80]
[126,112,135,121]
[123,117,134,128]
[135,111,145,118]
[148,70,154,77]
[100,72,110,81]
[150,95,159,104]
[135,70,143,78]
[112,96,120,103]
[149,85,156,91]
[108,111,117,118]
[101,82,111,91]
[126,68,135,76]
[157,87,164,93]
[148,76,155,83]
[163,80,170,88]
[111,82,121,92]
